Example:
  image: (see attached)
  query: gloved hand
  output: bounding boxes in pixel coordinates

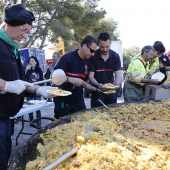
[5,80,27,94]
[36,86,58,98]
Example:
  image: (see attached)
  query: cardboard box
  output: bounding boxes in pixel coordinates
[145,85,170,101]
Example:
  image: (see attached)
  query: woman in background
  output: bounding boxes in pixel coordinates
[25,56,43,127]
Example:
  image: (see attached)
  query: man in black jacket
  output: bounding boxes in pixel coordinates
[0,4,57,169]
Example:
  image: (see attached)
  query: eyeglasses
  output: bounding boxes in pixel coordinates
[19,26,30,36]
[87,45,96,53]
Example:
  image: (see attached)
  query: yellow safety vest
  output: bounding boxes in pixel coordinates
[127,56,149,84]
[131,54,159,74]
[149,57,159,73]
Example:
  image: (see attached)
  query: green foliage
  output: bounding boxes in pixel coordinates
[92,17,119,40]
[0,0,119,52]
[123,46,141,67]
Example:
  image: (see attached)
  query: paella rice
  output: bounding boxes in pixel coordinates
[26,99,170,170]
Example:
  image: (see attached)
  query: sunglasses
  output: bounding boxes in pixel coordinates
[87,45,96,53]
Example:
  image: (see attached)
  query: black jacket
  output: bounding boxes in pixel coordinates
[0,38,25,117]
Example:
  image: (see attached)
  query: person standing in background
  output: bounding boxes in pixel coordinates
[44,52,62,102]
[25,56,43,127]
[88,32,122,108]
[44,52,62,86]
[0,4,57,169]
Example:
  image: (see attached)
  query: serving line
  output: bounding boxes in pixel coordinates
[10,102,54,146]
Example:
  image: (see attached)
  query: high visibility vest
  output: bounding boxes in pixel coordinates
[127,56,149,84]
[149,57,159,73]
[131,54,159,74]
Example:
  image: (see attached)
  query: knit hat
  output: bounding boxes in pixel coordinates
[4,4,35,26]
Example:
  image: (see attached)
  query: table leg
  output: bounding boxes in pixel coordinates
[15,116,33,146]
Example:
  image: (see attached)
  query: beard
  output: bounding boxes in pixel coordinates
[100,50,108,55]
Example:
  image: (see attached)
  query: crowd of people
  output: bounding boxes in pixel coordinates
[0,2,170,170]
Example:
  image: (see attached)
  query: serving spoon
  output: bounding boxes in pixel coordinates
[24,69,67,87]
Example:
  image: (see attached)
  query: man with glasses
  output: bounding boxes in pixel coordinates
[53,35,98,119]
[88,32,122,108]
[123,45,161,102]
[0,4,58,169]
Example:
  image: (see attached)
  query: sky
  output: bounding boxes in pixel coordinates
[98,0,170,51]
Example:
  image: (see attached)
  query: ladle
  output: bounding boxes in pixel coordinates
[97,99,108,109]
[24,69,66,87]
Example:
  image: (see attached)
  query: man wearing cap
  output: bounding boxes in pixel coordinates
[123,45,161,102]
[0,4,57,169]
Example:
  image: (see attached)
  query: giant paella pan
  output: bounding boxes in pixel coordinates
[8,100,170,170]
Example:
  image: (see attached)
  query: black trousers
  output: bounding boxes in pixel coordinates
[0,118,12,170]
[53,97,86,119]
[91,91,117,108]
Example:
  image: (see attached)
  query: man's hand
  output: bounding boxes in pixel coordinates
[159,62,164,69]
[5,80,27,94]
[71,78,86,87]
[36,86,58,98]
[98,83,121,92]
[150,79,161,84]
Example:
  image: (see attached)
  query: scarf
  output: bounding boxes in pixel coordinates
[0,29,19,59]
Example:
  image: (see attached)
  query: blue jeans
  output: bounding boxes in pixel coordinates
[0,118,12,170]
[27,96,41,120]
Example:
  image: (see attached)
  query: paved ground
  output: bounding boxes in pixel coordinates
[10,95,124,163]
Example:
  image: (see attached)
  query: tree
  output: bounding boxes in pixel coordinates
[23,0,107,51]
[0,0,119,52]
[92,17,119,40]
[123,46,141,67]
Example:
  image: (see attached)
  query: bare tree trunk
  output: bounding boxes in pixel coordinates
[39,36,46,50]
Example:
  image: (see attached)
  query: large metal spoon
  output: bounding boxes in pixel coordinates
[97,99,108,109]
[24,69,67,86]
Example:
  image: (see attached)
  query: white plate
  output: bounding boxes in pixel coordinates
[27,100,47,104]
[47,89,72,96]
[151,72,165,81]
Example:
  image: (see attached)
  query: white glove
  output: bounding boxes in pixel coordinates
[36,86,58,98]
[5,80,27,94]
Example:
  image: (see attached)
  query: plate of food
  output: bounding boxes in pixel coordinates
[27,100,47,105]
[103,83,119,89]
[151,72,165,81]
[103,90,116,94]
[47,89,72,96]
